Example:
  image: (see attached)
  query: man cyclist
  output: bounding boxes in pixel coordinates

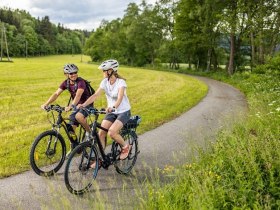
[76,59,132,160]
[41,64,92,155]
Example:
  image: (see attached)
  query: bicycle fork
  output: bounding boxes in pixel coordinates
[46,131,60,156]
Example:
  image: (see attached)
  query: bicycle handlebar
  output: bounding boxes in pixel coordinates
[82,107,107,115]
[44,105,114,115]
[44,105,65,113]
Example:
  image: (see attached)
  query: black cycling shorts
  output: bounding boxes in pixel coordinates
[104,110,131,125]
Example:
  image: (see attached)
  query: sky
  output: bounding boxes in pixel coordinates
[0,0,157,31]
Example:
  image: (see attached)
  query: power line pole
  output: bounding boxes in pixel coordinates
[25,40,28,59]
[80,35,84,62]
[1,23,4,61]
[0,22,11,62]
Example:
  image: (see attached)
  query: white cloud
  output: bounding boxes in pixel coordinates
[0,0,31,10]
[0,0,157,30]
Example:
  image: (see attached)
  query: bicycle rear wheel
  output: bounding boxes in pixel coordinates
[114,131,138,175]
[29,130,66,176]
[64,141,99,195]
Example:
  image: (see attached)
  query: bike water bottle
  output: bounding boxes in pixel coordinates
[67,123,77,141]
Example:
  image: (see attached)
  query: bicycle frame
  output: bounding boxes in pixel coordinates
[86,107,129,170]
[90,116,110,163]
[49,107,84,143]
[78,107,141,169]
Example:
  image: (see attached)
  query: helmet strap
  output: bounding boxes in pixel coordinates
[107,71,114,81]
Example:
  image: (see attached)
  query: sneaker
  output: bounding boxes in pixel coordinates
[120,144,132,160]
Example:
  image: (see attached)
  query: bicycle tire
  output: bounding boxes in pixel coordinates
[114,131,138,175]
[64,141,99,195]
[29,130,66,176]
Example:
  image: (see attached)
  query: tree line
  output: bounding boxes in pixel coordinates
[85,0,280,74]
[0,7,90,57]
[1,0,280,75]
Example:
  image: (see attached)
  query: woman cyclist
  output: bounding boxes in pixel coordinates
[76,59,131,160]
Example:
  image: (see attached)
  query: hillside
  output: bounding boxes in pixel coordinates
[0,7,91,57]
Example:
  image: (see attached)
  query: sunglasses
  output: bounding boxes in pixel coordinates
[69,72,77,75]
[102,69,113,72]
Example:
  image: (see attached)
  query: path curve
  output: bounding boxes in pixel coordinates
[0,76,248,210]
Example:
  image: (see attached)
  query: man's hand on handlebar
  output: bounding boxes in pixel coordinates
[65,106,72,112]
[41,104,48,110]
[65,104,78,112]
[76,104,84,109]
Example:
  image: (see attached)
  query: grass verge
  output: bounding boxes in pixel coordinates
[140,60,280,209]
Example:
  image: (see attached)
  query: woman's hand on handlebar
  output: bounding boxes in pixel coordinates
[106,107,116,113]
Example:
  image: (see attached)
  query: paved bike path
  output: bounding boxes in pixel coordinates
[0,76,248,210]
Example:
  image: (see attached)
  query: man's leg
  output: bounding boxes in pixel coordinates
[75,112,91,132]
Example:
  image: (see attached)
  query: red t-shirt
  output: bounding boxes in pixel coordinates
[60,78,91,104]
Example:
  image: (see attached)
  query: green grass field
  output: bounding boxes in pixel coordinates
[0,55,207,178]
[140,63,280,209]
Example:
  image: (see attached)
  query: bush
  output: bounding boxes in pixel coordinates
[141,56,280,209]
[254,55,280,74]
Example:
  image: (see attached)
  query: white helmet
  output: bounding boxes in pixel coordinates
[98,59,119,72]
[63,64,78,74]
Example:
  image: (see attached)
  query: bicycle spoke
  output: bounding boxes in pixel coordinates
[30,130,66,176]
[64,142,99,194]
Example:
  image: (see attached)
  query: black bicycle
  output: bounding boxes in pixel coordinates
[64,107,141,195]
[29,105,86,176]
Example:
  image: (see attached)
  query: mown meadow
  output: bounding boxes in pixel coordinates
[0,55,207,177]
[140,56,280,209]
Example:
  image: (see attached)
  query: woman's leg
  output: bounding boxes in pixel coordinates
[99,120,112,149]
[108,120,125,146]
[108,120,131,160]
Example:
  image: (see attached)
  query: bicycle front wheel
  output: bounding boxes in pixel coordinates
[114,131,138,175]
[64,141,99,195]
[29,130,66,176]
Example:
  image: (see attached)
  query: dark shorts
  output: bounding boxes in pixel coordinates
[69,105,92,126]
[69,110,79,126]
[104,110,131,125]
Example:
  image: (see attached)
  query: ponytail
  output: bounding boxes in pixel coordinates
[114,72,126,81]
